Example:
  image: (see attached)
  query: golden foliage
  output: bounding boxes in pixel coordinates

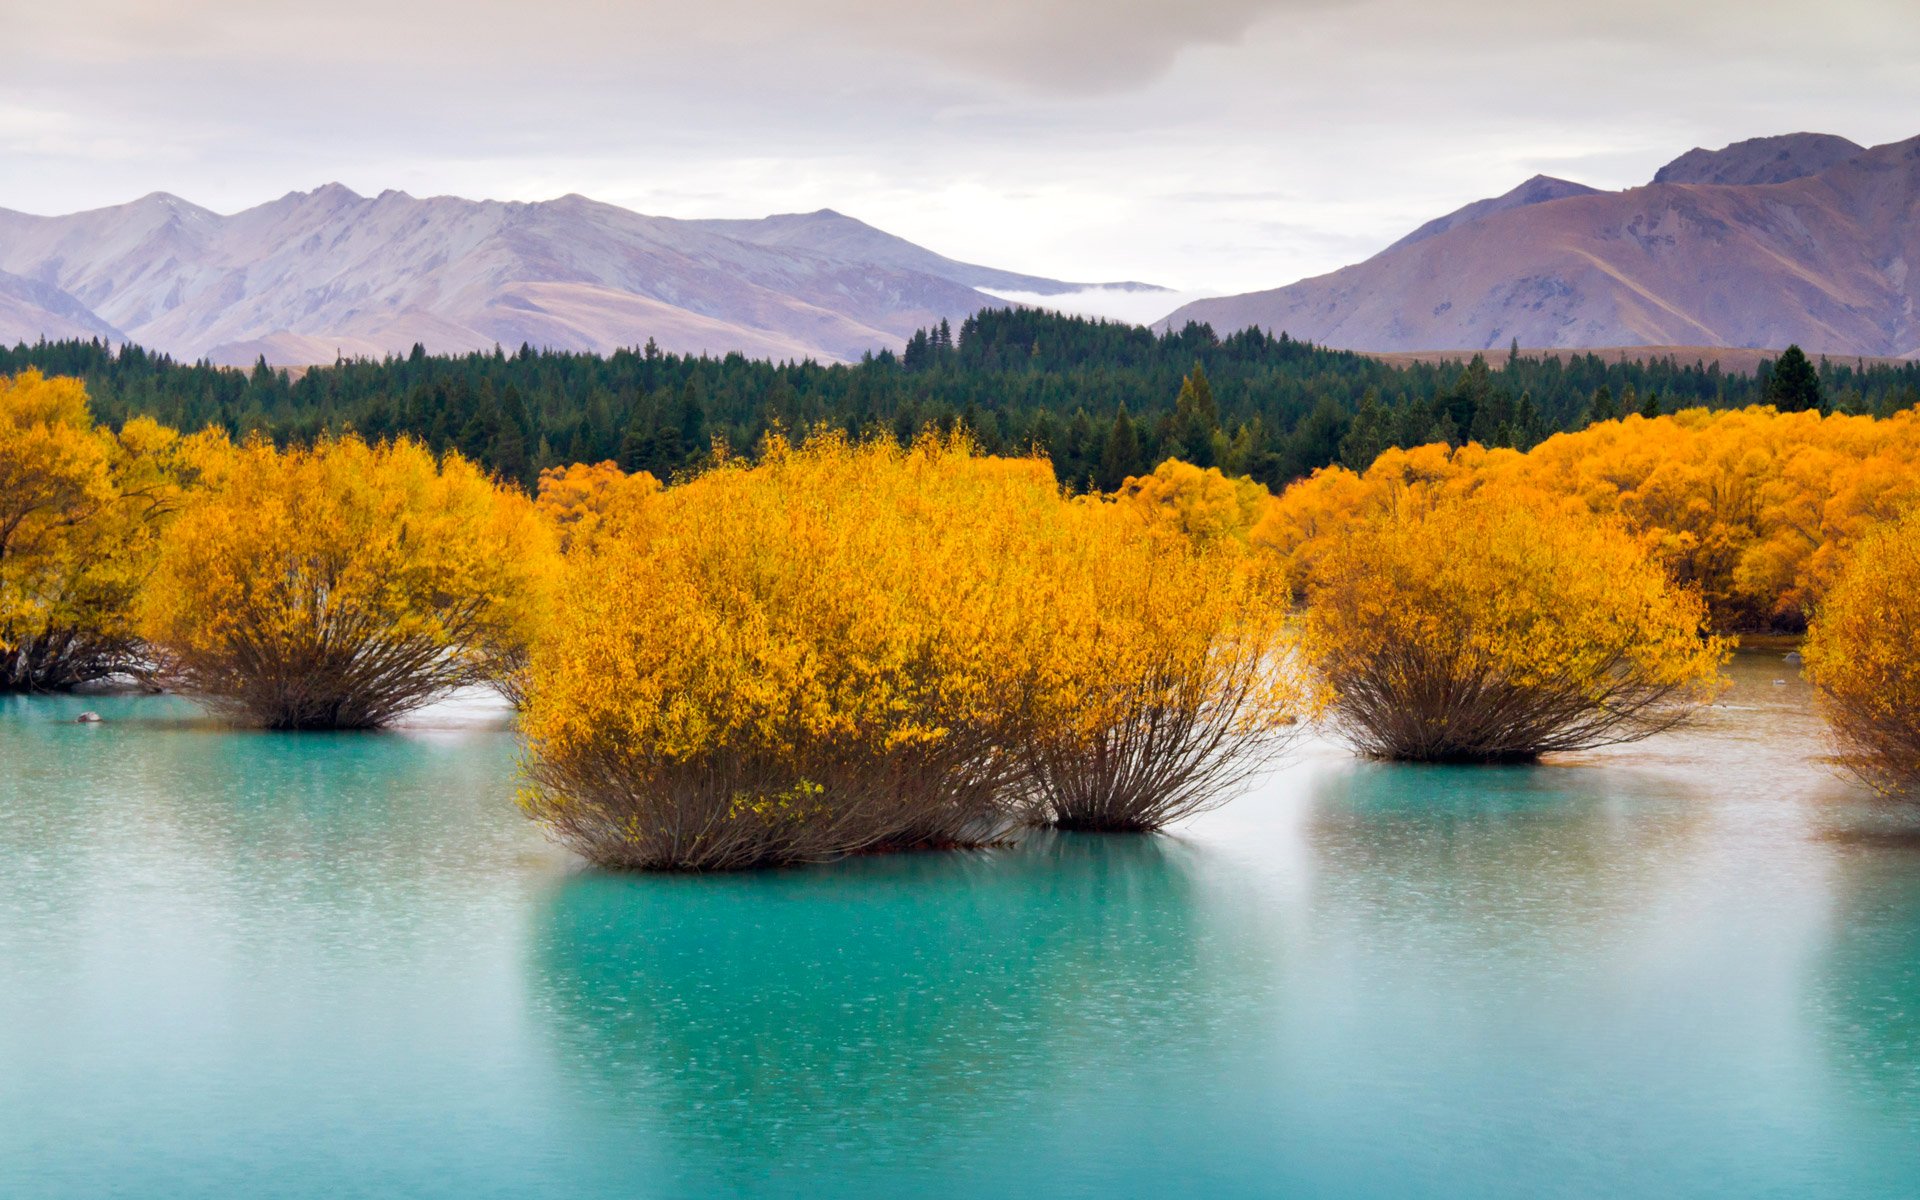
[519,432,1314,869]
[0,371,217,690]
[482,459,663,707]
[1804,512,1920,799]
[1300,488,1728,761]
[533,460,661,553]
[520,432,1060,868]
[137,434,556,728]
[1111,457,1273,545]
[1016,496,1313,830]
[1259,407,1920,631]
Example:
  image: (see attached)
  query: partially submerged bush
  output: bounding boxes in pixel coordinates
[1301,490,1727,762]
[1017,500,1312,831]
[138,435,555,729]
[0,371,214,691]
[1804,512,1920,799]
[519,433,1062,870]
[1258,407,1920,633]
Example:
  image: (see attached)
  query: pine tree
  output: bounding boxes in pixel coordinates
[618,393,659,474]
[1340,388,1387,469]
[1173,364,1220,467]
[903,329,931,371]
[1588,384,1619,424]
[676,380,708,462]
[1513,392,1539,449]
[1765,345,1823,413]
[1065,407,1097,489]
[1099,405,1142,492]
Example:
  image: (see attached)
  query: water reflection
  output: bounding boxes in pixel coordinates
[1295,755,1720,983]
[0,689,539,895]
[6,655,1920,1198]
[531,834,1242,1193]
[1812,844,1920,1125]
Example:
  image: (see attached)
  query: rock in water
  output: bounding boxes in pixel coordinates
[75,711,102,724]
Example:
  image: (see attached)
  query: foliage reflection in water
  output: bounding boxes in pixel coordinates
[0,652,1917,1198]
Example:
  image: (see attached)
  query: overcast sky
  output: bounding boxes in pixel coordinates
[5,0,1917,295]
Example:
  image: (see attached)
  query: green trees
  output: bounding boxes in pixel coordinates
[1099,405,1144,491]
[8,316,1916,499]
[1172,364,1221,466]
[1588,384,1619,423]
[1765,345,1824,412]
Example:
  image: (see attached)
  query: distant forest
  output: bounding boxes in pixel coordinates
[8,309,1920,492]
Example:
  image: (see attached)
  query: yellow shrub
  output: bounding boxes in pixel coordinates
[1017,497,1314,830]
[521,434,1319,866]
[1804,512,1920,798]
[0,371,216,690]
[533,460,661,553]
[1112,458,1272,546]
[1258,408,1920,632]
[1301,488,1727,761]
[1252,442,1512,595]
[138,434,556,728]
[519,432,1067,869]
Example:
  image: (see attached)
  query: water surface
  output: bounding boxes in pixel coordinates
[2,654,1917,1197]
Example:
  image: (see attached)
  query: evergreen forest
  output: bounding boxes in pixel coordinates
[8,310,1917,492]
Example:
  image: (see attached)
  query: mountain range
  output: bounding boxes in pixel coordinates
[0,188,1161,365]
[1164,133,1920,359]
[3,131,1917,365]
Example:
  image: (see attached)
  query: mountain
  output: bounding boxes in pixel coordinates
[1162,133,1920,359]
[1384,175,1600,252]
[1652,132,1864,186]
[684,208,1161,297]
[0,269,123,344]
[0,187,1163,365]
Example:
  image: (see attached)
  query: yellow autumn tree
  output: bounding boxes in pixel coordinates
[1300,487,1728,761]
[0,371,217,690]
[533,459,662,553]
[138,434,556,729]
[519,431,1067,870]
[1803,511,1920,799]
[1252,441,1514,595]
[1258,407,1920,632]
[1015,496,1313,830]
[1111,457,1273,546]
[467,458,666,709]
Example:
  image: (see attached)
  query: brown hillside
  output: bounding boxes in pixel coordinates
[1165,135,1920,359]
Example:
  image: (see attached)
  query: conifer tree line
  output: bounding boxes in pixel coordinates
[6,312,1917,492]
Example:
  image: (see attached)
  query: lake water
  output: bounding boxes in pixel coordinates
[2,651,1917,1198]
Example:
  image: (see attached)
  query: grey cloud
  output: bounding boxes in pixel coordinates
[18,0,1343,92]
[3,0,1917,294]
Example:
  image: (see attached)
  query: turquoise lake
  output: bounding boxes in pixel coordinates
[2,650,1917,1198]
